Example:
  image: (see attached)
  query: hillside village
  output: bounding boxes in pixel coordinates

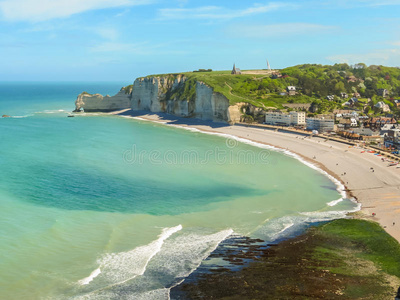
[222,63,400,152]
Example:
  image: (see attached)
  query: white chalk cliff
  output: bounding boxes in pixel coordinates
[74,88,131,112]
[75,76,241,123]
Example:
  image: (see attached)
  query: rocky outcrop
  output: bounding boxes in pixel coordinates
[130,76,240,123]
[74,87,131,112]
[75,75,242,123]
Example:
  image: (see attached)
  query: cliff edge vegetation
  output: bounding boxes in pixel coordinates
[145,63,400,116]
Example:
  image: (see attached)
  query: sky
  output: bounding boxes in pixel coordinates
[0,0,400,81]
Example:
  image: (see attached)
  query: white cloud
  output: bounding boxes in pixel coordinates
[226,23,337,38]
[327,49,400,66]
[0,0,153,22]
[158,2,296,20]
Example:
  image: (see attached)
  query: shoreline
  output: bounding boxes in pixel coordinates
[110,109,400,242]
[170,219,400,299]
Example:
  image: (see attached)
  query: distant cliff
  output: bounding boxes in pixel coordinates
[74,87,132,112]
[74,75,242,123]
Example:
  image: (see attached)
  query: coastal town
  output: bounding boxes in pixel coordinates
[262,109,399,154]
[228,63,400,160]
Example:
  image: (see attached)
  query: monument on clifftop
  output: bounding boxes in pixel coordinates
[231,64,242,75]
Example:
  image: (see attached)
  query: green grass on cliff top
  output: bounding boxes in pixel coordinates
[143,70,313,109]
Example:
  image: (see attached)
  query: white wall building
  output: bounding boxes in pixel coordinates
[265,111,306,126]
[265,112,291,125]
[306,118,334,132]
[289,111,306,125]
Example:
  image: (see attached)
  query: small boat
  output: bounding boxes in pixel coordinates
[389,163,398,167]
[67,115,75,118]
[361,151,365,153]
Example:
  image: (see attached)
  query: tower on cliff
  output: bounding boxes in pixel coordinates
[267,59,271,71]
[231,64,242,75]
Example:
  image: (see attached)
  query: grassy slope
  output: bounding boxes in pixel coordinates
[144,70,315,109]
[142,64,400,115]
[176,219,400,299]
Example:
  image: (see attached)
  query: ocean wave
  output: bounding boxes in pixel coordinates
[74,227,233,300]
[327,198,344,206]
[254,202,361,243]
[11,115,32,118]
[78,268,101,285]
[78,225,182,288]
[151,228,234,279]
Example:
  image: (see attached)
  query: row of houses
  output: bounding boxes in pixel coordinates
[265,110,400,135]
[265,111,334,132]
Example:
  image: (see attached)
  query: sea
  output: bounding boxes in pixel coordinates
[0,82,359,299]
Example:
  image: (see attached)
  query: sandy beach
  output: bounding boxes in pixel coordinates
[113,109,400,242]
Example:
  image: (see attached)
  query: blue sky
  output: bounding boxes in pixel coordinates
[0,0,400,81]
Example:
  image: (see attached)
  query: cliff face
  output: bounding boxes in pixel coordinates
[74,76,241,123]
[130,76,240,123]
[131,75,190,116]
[75,88,131,112]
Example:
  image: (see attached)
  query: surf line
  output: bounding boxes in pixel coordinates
[78,225,182,287]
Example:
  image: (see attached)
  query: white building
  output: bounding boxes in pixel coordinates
[306,118,334,132]
[290,111,306,125]
[286,86,296,96]
[265,111,306,126]
[265,112,291,125]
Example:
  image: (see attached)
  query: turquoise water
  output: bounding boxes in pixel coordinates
[0,83,358,299]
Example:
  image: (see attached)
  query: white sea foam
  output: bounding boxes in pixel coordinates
[153,228,234,279]
[254,200,362,242]
[78,225,182,287]
[10,115,32,118]
[255,216,301,241]
[327,198,344,207]
[148,228,234,299]
[278,222,295,235]
[73,288,170,300]
[75,227,233,300]
[79,268,101,285]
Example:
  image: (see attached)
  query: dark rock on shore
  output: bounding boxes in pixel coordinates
[171,219,400,299]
